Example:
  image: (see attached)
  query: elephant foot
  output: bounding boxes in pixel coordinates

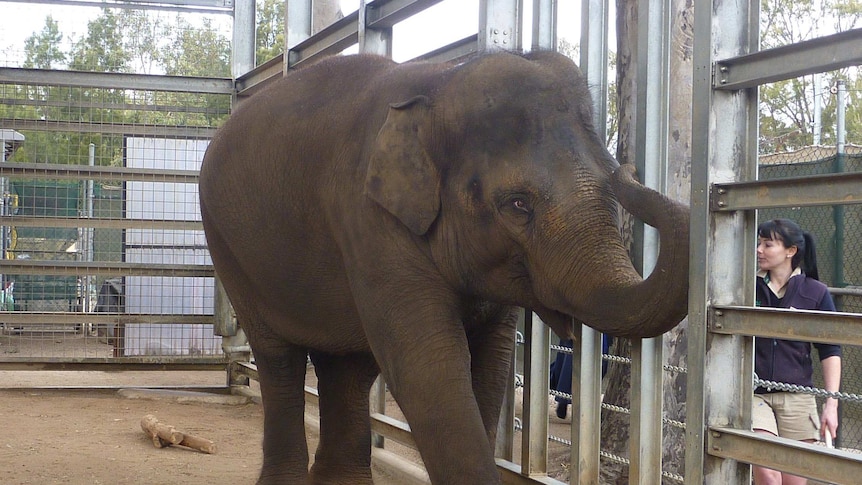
[556,400,569,419]
[309,462,374,485]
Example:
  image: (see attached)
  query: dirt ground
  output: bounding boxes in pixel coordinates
[0,368,573,485]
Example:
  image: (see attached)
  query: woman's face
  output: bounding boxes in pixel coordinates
[756,235,796,273]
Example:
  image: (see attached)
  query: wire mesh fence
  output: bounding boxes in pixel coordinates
[759,145,862,451]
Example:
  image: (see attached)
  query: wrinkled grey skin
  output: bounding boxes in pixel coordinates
[199,50,689,485]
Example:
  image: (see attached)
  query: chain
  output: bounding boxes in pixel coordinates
[754,377,862,402]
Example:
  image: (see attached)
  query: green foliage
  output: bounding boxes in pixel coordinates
[10,8,232,167]
[22,16,65,69]
[758,0,861,152]
[256,0,285,65]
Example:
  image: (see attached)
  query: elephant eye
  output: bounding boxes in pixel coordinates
[512,198,530,213]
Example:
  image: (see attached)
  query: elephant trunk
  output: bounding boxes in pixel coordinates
[565,164,689,338]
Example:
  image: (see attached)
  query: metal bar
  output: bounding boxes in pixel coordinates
[714,29,862,90]
[0,216,202,231]
[0,312,212,325]
[711,172,862,211]
[520,311,550,476]
[496,459,568,485]
[689,0,760,482]
[0,359,226,369]
[0,119,216,139]
[365,0,446,29]
[287,12,361,70]
[572,324,602,484]
[0,260,213,277]
[235,54,284,97]
[707,427,862,484]
[370,413,416,449]
[1,0,234,14]
[411,35,478,63]
[709,305,862,346]
[0,97,227,116]
[479,0,522,52]
[0,68,234,94]
[0,162,199,183]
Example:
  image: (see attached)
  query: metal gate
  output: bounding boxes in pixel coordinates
[0,0,236,371]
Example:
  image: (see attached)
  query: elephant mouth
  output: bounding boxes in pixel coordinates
[532,306,576,340]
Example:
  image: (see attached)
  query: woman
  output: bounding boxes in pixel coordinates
[753,218,842,485]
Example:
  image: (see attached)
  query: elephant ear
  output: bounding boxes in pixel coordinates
[364,95,441,236]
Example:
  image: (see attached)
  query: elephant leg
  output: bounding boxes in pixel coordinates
[250,335,311,485]
[308,351,380,485]
[467,306,520,445]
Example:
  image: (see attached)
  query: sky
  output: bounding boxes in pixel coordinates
[0,0,590,67]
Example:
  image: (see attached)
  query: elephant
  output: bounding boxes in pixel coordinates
[199,50,689,485]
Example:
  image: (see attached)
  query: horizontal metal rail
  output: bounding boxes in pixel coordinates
[288,11,361,69]
[713,28,862,90]
[0,119,216,139]
[497,459,567,485]
[0,67,234,94]
[0,312,213,325]
[0,162,199,183]
[0,358,226,370]
[365,0,446,29]
[235,53,285,97]
[0,215,202,231]
[710,172,862,211]
[0,260,213,277]
[708,427,862,483]
[709,305,862,346]
[2,0,234,15]
[0,96,228,116]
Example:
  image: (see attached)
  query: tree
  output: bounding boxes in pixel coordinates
[758,0,861,152]
[256,0,285,65]
[22,16,65,69]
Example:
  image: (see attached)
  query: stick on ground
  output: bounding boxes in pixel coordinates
[140,414,216,454]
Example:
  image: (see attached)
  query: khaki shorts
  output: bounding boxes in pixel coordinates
[752,392,820,441]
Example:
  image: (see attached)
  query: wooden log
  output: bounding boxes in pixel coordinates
[139,414,216,454]
[179,433,216,454]
[140,414,183,448]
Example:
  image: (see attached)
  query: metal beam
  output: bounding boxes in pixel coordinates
[0,360,226,370]
[711,172,862,211]
[0,312,212,325]
[0,260,213,277]
[1,0,234,14]
[235,54,285,97]
[288,12,361,70]
[714,29,862,90]
[0,119,216,139]
[0,68,233,94]
[708,427,862,484]
[0,216,202,231]
[709,305,862,346]
[0,162,200,184]
[365,0,445,29]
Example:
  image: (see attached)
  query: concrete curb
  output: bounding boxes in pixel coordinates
[117,388,251,405]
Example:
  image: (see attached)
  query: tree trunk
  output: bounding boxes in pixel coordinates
[600,0,693,482]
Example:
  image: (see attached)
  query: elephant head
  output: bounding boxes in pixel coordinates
[365,50,689,339]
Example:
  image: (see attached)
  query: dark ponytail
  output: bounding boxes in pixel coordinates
[757,218,821,281]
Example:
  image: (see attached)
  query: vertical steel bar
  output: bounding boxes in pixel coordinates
[359,0,393,57]
[285,0,313,72]
[232,0,257,79]
[574,0,609,482]
[689,0,759,483]
[630,0,671,481]
[479,0,523,52]
[521,311,550,476]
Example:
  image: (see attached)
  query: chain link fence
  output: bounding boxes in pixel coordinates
[759,144,862,450]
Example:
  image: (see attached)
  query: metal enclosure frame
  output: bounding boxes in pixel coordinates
[688,0,862,483]
[3,0,862,483]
